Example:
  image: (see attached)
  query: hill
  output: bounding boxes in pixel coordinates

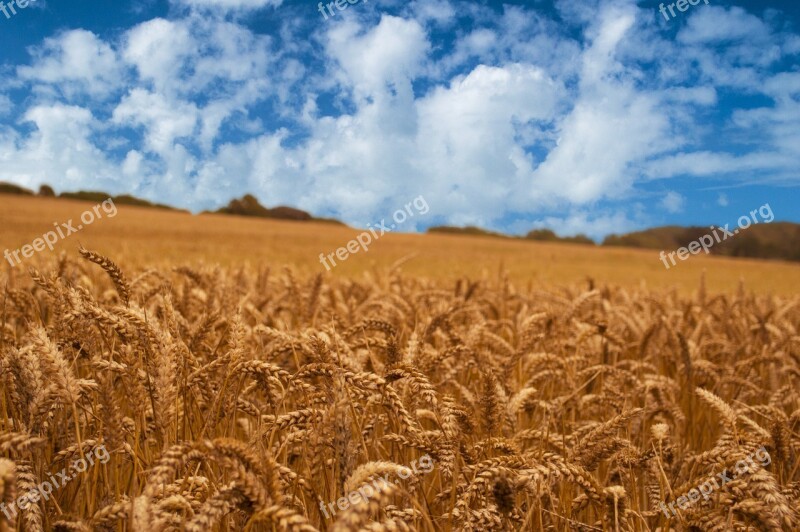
[603,223,800,262]
[212,194,344,224]
[2,181,797,263]
[0,182,327,221]
[60,191,184,211]
[214,194,312,221]
[430,222,800,264]
[525,228,595,245]
[427,226,595,245]
[2,193,799,293]
[0,182,34,196]
[427,225,510,238]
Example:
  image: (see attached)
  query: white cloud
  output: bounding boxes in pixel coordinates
[416,63,561,220]
[678,6,771,45]
[326,16,430,98]
[119,18,273,151]
[531,93,670,204]
[112,89,199,155]
[529,209,643,242]
[530,5,672,206]
[122,150,144,177]
[662,86,717,106]
[661,191,685,213]
[0,95,12,116]
[0,104,119,192]
[642,151,797,180]
[579,5,636,85]
[17,30,124,98]
[409,0,456,26]
[189,19,273,87]
[123,19,195,94]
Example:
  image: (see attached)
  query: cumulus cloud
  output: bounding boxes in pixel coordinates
[123,19,195,94]
[678,6,771,45]
[415,63,561,222]
[530,5,672,206]
[325,16,430,98]
[112,89,199,155]
[409,0,456,26]
[17,30,124,99]
[0,104,119,192]
[661,191,685,213]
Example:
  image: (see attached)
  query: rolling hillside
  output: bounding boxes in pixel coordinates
[1,194,798,294]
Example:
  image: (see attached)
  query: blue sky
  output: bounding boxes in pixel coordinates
[0,0,798,239]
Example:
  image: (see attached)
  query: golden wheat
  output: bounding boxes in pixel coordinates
[0,250,798,530]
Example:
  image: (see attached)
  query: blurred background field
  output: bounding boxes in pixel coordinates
[2,194,798,294]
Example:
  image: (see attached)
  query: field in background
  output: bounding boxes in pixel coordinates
[1,194,799,294]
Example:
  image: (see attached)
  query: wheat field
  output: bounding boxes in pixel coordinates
[3,195,800,294]
[0,239,799,531]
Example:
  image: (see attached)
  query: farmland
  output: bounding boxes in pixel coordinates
[2,195,799,294]
[0,195,799,531]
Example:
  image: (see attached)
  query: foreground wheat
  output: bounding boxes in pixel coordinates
[0,250,798,531]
